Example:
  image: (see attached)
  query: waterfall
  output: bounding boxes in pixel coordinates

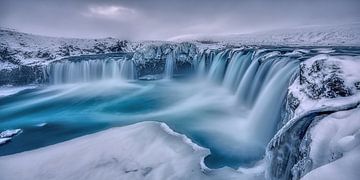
[222,51,252,92]
[48,59,137,84]
[197,49,299,153]
[120,60,137,80]
[207,50,230,83]
[196,53,206,78]
[164,53,175,79]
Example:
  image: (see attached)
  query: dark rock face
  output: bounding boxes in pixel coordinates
[323,74,351,98]
[354,82,360,90]
[108,40,128,52]
[268,113,327,180]
[287,93,300,111]
[299,59,352,99]
[133,42,198,77]
[0,47,20,65]
[0,65,46,85]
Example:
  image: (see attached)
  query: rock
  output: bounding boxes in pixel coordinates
[299,58,353,99]
[323,74,352,98]
[287,92,300,111]
[354,82,360,90]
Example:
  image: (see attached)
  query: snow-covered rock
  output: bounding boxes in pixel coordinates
[266,53,360,180]
[0,28,133,67]
[289,55,360,117]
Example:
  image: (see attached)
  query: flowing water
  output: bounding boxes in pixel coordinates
[0,48,302,169]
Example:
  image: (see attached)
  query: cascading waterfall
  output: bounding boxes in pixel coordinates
[222,51,252,92]
[164,52,175,79]
[207,50,230,83]
[196,49,299,158]
[196,53,206,78]
[194,50,215,78]
[45,49,299,159]
[48,59,137,84]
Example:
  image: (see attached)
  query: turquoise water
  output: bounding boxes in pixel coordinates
[1,79,258,168]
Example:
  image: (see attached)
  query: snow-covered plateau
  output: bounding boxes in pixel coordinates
[0,26,359,180]
[169,23,360,47]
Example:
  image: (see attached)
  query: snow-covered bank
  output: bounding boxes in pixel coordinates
[0,122,262,180]
[301,107,360,180]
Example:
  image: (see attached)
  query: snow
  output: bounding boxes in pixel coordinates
[0,61,18,70]
[0,122,262,180]
[0,28,137,67]
[301,107,360,180]
[170,23,360,46]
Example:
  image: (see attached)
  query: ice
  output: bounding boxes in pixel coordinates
[0,122,262,180]
[0,129,22,145]
[0,137,11,145]
[0,129,22,138]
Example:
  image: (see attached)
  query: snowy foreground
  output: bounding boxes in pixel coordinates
[0,122,262,180]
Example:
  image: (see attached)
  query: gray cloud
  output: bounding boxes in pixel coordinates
[0,0,359,40]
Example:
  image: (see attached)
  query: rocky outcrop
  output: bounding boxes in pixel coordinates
[267,54,360,180]
[299,58,352,99]
[0,65,46,85]
[132,42,198,77]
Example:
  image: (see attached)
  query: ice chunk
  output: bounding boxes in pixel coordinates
[0,138,11,145]
[0,129,22,138]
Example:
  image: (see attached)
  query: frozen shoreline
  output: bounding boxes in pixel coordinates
[0,121,263,180]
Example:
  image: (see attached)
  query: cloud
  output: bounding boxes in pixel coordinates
[0,0,359,40]
[83,5,138,21]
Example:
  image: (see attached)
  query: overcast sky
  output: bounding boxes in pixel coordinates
[0,0,359,40]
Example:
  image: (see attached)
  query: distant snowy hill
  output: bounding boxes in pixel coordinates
[0,28,197,70]
[169,24,360,46]
[0,28,136,69]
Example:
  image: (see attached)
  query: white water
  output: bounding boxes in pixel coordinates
[197,49,299,157]
[164,53,175,79]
